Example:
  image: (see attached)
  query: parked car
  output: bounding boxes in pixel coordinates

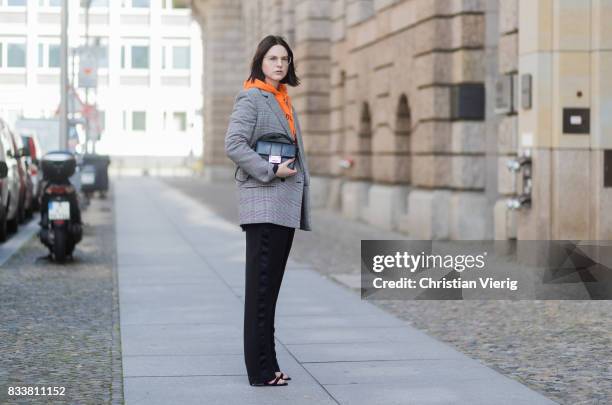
[0,157,9,241]
[13,133,35,220]
[0,119,25,235]
[21,132,44,211]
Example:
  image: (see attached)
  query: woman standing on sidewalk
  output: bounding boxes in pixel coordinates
[225,35,312,387]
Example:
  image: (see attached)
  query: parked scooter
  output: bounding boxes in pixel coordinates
[38,151,82,263]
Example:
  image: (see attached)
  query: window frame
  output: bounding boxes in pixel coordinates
[161,0,190,12]
[120,38,150,72]
[38,0,62,10]
[160,39,191,74]
[121,0,150,10]
[0,37,27,71]
[37,37,61,71]
[2,0,27,10]
[131,110,146,132]
[122,109,147,133]
[163,110,189,133]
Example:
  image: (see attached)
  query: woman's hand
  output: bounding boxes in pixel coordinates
[275,158,297,178]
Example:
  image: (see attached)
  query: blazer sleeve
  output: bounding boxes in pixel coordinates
[225,90,276,183]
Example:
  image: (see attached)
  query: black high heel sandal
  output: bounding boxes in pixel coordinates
[250,375,288,387]
[276,372,291,381]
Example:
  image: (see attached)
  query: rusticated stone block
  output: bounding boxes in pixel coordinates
[294,40,331,60]
[412,17,453,55]
[411,154,451,188]
[340,180,371,220]
[497,156,517,195]
[449,191,490,239]
[295,0,332,20]
[346,0,375,26]
[293,94,330,112]
[451,13,485,49]
[406,189,451,239]
[413,86,451,122]
[414,52,453,87]
[300,112,331,133]
[498,115,518,154]
[499,32,518,74]
[452,49,486,82]
[499,0,518,35]
[373,125,411,154]
[411,121,452,154]
[372,153,411,184]
[296,19,332,40]
[451,122,486,154]
[451,155,485,189]
[494,198,517,240]
[361,183,410,230]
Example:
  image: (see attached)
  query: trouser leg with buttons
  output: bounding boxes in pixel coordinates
[243,222,295,385]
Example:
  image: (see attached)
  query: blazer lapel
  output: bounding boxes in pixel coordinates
[260,90,294,142]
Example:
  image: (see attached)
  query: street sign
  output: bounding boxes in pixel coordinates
[78,46,98,89]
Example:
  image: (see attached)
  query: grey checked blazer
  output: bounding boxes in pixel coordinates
[225,87,312,231]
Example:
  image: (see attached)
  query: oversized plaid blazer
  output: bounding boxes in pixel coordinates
[225,87,312,231]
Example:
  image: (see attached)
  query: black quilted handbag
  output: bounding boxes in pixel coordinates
[235,133,297,182]
[255,133,297,169]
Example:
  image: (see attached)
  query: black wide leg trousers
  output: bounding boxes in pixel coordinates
[242,222,295,385]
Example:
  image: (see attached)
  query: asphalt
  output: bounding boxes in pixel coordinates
[115,176,557,405]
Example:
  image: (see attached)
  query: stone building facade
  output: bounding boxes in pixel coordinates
[191,0,612,241]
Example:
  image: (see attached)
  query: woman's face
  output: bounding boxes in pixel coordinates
[262,44,290,86]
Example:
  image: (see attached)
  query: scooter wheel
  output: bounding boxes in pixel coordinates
[53,228,67,263]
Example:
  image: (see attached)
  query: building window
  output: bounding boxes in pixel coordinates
[8,0,27,6]
[172,46,190,69]
[122,0,149,8]
[38,41,60,69]
[121,42,149,70]
[132,111,146,131]
[131,46,148,69]
[162,0,188,9]
[122,111,127,130]
[172,112,186,131]
[7,43,26,68]
[39,0,61,7]
[161,42,190,71]
[90,0,108,7]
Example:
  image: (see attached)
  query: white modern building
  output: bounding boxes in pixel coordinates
[0,0,203,158]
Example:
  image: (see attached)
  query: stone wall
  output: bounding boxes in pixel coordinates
[517,0,612,240]
[191,0,612,240]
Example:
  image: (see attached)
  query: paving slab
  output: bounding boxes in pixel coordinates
[115,177,557,405]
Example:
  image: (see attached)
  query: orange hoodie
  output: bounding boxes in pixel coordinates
[243,78,296,140]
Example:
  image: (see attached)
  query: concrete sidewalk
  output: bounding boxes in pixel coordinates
[115,177,556,405]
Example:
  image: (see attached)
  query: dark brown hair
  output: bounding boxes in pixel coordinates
[247,35,300,87]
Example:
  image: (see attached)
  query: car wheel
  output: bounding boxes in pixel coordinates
[0,207,7,242]
[7,214,18,234]
[6,195,18,234]
[18,199,26,224]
